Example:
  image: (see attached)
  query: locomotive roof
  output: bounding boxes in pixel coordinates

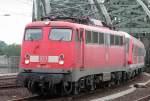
[26,21,76,27]
[26,21,145,49]
[26,21,124,36]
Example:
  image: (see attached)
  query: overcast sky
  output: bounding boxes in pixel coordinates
[0,0,32,44]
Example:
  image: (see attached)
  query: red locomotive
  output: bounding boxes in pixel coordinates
[17,18,146,95]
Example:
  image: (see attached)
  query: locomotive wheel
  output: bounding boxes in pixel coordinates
[63,81,72,95]
[27,80,32,92]
[86,75,96,91]
[72,82,80,95]
[39,81,54,96]
[122,72,128,84]
[30,81,38,94]
[27,80,45,95]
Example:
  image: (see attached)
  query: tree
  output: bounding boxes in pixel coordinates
[3,44,21,56]
[0,41,21,56]
[0,41,7,48]
[0,41,7,55]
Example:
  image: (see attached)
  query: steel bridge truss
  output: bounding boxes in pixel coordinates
[104,0,150,36]
[33,0,150,35]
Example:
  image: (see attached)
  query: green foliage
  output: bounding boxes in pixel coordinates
[3,44,21,56]
[0,41,7,55]
[0,41,21,56]
[0,41,7,48]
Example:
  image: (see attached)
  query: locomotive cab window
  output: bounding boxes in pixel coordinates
[24,29,42,41]
[49,28,72,41]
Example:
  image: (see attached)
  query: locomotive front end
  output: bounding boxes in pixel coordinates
[17,21,77,95]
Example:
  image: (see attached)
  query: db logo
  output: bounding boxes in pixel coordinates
[39,56,48,63]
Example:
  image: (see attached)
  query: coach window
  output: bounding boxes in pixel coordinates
[24,29,42,41]
[110,34,115,45]
[86,30,92,44]
[99,33,104,44]
[92,31,98,44]
[49,28,72,41]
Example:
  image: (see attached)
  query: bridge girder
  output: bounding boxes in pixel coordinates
[33,0,150,36]
[104,0,150,36]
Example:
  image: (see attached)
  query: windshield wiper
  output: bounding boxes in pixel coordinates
[58,36,64,42]
[30,37,34,41]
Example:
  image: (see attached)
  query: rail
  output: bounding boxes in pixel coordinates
[134,95,150,101]
[0,73,19,89]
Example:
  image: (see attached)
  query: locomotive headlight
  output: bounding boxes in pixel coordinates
[59,60,64,65]
[25,59,30,64]
[25,53,30,64]
[59,54,64,65]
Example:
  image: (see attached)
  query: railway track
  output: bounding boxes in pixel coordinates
[7,80,137,101]
[134,95,150,101]
[7,74,147,101]
[0,73,19,89]
[7,95,39,101]
[8,93,89,101]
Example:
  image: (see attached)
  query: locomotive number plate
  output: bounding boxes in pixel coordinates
[39,56,48,64]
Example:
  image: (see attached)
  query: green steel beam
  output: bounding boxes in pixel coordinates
[136,0,150,18]
[33,0,150,35]
[118,28,150,33]
[92,0,112,25]
[104,0,150,34]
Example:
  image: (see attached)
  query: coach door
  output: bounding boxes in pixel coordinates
[75,28,84,70]
[79,28,84,70]
[125,37,130,66]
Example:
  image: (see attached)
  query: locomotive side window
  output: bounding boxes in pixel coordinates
[110,35,123,46]
[92,31,98,44]
[110,34,115,45]
[75,29,80,41]
[99,33,104,44]
[126,38,130,53]
[49,29,72,41]
[120,36,123,45]
[115,35,120,45]
[86,30,92,44]
[24,29,42,41]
